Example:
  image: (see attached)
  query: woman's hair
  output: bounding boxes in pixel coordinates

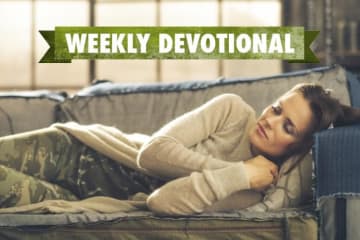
[280,83,360,173]
[292,83,360,133]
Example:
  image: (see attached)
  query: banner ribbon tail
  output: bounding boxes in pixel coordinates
[39,30,71,63]
[288,30,320,63]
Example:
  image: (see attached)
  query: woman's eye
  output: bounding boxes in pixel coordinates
[284,122,295,135]
[272,105,281,115]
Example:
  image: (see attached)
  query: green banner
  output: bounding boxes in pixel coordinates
[39,27,318,63]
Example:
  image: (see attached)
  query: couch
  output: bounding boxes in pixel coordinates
[0,65,358,240]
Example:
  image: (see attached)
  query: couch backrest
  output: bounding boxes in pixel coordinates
[0,91,65,136]
[58,65,351,135]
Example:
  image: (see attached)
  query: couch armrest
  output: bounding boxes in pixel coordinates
[313,124,360,199]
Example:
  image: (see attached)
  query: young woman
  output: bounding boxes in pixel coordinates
[0,83,359,215]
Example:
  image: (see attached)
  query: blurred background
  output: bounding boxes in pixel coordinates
[0,0,359,93]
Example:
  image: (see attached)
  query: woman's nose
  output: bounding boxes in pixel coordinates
[264,115,281,129]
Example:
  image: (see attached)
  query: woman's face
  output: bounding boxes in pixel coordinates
[249,91,314,159]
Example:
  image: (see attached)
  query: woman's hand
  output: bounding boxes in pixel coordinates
[243,156,278,191]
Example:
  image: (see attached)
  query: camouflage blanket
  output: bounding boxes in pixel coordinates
[0,126,163,213]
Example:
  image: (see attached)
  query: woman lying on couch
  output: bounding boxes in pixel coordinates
[0,83,359,215]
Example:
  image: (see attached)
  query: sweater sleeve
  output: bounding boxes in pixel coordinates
[137,93,254,179]
[146,161,251,215]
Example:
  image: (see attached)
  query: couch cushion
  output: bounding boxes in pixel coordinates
[314,124,360,198]
[0,90,65,136]
[0,210,317,240]
[58,65,350,135]
[314,124,360,240]
[346,70,360,107]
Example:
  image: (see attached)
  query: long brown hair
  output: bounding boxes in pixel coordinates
[280,83,360,174]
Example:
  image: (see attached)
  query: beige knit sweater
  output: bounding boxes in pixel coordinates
[138,93,312,214]
[137,94,263,215]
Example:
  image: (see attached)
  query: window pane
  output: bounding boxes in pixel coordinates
[96,1,157,83]
[161,60,219,82]
[222,0,281,26]
[35,1,89,88]
[96,1,156,26]
[96,60,157,83]
[224,60,281,78]
[222,0,282,77]
[161,1,219,82]
[0,1,31,88]
[161,1,218,26]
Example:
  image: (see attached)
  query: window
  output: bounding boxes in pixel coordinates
[0,0,281,91]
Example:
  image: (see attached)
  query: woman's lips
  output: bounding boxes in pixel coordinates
[256,123,268,139]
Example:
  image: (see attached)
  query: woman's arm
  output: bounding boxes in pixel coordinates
[146,156,278,215]
[146,161,250,215]
[137,94,255,179]
[137,136,233,179]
